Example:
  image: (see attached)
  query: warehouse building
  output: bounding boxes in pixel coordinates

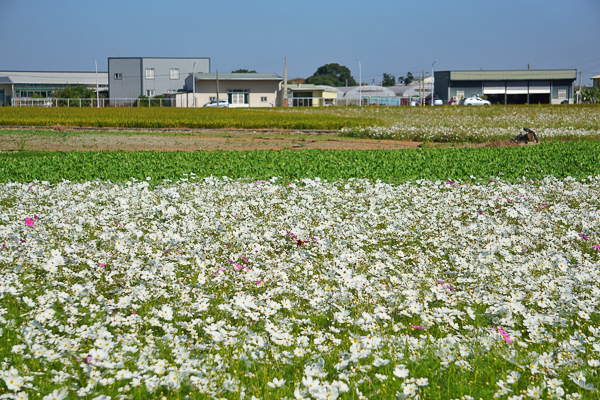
[434,70,577,105]
[108,57,210,99]
[0,70,108,106]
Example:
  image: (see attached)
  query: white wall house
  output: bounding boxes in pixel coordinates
[175,73,282,107]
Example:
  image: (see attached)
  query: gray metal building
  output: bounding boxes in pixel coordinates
[0,70,109,105]
[108,57,210,98]
[434,70,577,105]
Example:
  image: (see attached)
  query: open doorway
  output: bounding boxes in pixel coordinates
[529,93,550,104]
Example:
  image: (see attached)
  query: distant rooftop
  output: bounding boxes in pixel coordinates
[287,84,338,92]
[0,76,13,84]
[194,73,281,80]
[439,69,577,81]
[0,71,108,85]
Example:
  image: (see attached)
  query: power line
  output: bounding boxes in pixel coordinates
[563,56,600,68]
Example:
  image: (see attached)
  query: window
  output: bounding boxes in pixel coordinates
[170,68,180,80]
[209,96,216,102]
[114,73,122,80]
[145,68,155,80]
[558,89,566,98]
[261,96,267,102]
[145,89,156,97]
[227,89,249,105]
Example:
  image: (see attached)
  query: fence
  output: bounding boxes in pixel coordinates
[335,96,423,106]
[12,96,428,108]
[11,97,177,108]
[288,97,337,107]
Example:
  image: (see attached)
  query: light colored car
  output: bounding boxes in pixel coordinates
[461,96,490,106]
[424,95,444,106]
[203,100,229,108]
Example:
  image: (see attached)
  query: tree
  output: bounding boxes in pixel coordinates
[581,86,600,102]
[53,85,95,99]
[306,63,356,87]
[231,69,257,73]
[398,72,415,85]
[382,73,396,87]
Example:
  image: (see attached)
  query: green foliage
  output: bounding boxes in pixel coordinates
[306,63,357,87]
[581,86,600,102]
[399,72,414,85]
[135,94,166,107]
[231,69,257,73]
[53,85,95,99]
[1,141,599,184]
[382,73,396,87]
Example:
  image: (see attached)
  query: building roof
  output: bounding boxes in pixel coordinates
[109,57,209,60]
[194,73,281,80]
[0,71,108,85]
[0,76,13,84]
[592,75,600,79]
[287,84,337,92]
[440,69,577,81]
[343,85,397,99]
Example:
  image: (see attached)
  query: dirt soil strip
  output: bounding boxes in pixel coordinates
[0,132,423,151]
[0,126,340,135]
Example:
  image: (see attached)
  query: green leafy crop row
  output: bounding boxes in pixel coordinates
[1,141,599,184]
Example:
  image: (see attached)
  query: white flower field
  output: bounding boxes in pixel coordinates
[1,176,600,400]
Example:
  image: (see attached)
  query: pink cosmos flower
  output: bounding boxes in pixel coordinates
[493,327,512,343]
[411,325,424,330]
[592,244,600,251]
[34,214,39,220]
[256,279,263,285]
[86,356,94,364]
[25,218,34,227]
[579,233,589,241]
[99,263,105,267]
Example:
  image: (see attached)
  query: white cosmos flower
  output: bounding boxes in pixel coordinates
[394,365,410,378]
[42,388,68,400]
[267,378,286,388]
[158,304,173,320]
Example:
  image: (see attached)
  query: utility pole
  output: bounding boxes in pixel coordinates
[578,71,582,104]
[216,70,220,107]
[528,63,530,70]
[431,60,437,106]
[192,62,197,108]
[356,59,362,106]
[94,58,99,108]
[283,56,287,107]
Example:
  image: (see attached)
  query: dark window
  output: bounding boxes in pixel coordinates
[114,73,122,80]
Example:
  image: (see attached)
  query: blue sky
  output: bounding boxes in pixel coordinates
[1,0,600,84]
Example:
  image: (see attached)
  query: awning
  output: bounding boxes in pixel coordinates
[506,81,528,94]
[483,81,505,94]
[529,81,550,94]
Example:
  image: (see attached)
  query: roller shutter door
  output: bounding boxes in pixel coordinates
[506,81,528,94]
[483,81,505,94]
[529,81,550,94]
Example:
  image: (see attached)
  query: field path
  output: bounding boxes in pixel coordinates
[0,129,423,151]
